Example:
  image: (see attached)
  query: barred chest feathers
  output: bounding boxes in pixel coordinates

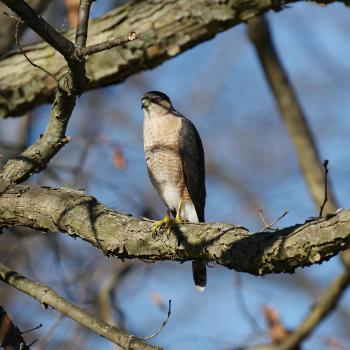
[143,112,198,222]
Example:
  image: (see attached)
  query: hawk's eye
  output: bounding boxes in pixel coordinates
[152,98,160,103]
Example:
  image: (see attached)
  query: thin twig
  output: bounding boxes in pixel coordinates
[259,209,289,231]
[35,315,64,350]
[234,274,262,332]
[21,323,42,334]
[27,338,38,347]
[0,262,161,350]
[77,32,137,58]
[258,209,268,228]
[1,0,75,60]
[10,16,57,81]
[3,11,24,23]
[75,0,94,48]
[142,300,171,341]
[319,159,329,218]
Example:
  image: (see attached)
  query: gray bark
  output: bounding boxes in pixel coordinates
[0,0,348,119]
[0,180,348,275]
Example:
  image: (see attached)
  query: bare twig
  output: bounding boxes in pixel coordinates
[27,338,38,347]
[21,322,42,334]
[77,32,137,57]
[12,18,57,81]
[234,274,262,332]
[0,0,135,183]
[75,0,94,48]
[319,160,329,218]
[98,262,135,330]
[258,209,289,231]
[142,300,171,341]
[1,0,75,60]
[35,315,64,350]
[0,262,162,350]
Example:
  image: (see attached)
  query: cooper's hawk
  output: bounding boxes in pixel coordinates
[142,91,207,291]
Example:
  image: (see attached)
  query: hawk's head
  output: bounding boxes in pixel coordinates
[141,91,173,113]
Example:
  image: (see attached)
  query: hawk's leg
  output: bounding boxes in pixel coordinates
[174,199,183,224]
[151,209,173,237]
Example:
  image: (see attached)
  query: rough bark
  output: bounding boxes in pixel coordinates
[0,73,74,183]
[0,181,349,275]
[0,0,348,119]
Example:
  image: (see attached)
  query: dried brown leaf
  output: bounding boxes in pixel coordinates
[113,146,126,170]
[263,305,289,344]
[63,0,80,27]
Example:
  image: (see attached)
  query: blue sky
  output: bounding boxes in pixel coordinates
[1,2,350,349]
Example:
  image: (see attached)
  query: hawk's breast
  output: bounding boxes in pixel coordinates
[143,113,188,211]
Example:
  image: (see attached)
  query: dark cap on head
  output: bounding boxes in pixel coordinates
[141,91,172,109]
[142,91,171,102]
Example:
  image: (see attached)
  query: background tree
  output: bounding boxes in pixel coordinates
[0,1,350,349]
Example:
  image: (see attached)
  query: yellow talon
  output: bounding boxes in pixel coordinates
[151,209,173,237]
[174,213,182,224]
[174,200,183,224]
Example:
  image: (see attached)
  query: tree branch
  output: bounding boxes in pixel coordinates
[0,0,52,55]
[276,268,350,350]
[0,262,161,350]
[0,181,349,275]
[0,72,74,183]
[77,31,137,58]
[75,0,94,48]
[246,15,349,350]
[0,0,75,60]
[243,269,350,350]
[0,0,136,183]
[1,0,349,119]
[247,16,337,213]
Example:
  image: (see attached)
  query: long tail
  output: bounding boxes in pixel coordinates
[180,201,207,291]
[192,260,206,292]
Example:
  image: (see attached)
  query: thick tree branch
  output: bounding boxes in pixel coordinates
[0,0,81,183]
[0,263,161,350]
[0,73,74,183]
[0,181,349,275]
[0,0,135,183]
[1,0,349,119]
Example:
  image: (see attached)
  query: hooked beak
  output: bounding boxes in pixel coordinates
[141,98,150,110]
